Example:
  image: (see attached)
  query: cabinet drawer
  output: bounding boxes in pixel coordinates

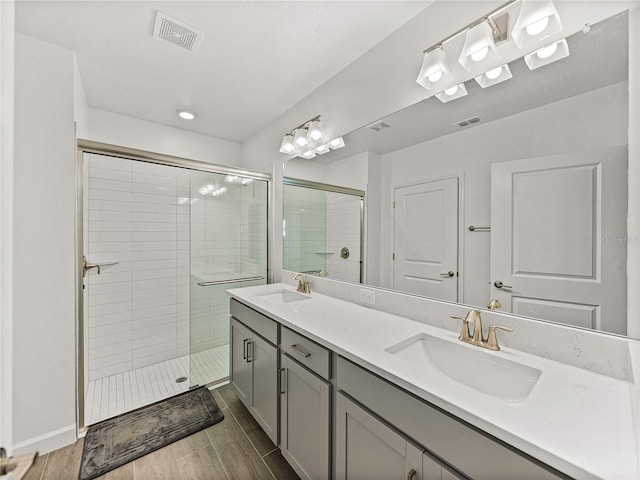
[337,357,569,480]
[281,327,330,380]
[230,298,278,345]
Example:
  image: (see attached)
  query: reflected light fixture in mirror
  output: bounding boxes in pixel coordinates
[475,64,513,88]
[512,0,563,48]
[524,38,570,70]
[279,115,340,158]
[435,83,468,103]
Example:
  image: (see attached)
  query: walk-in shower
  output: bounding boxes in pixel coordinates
[77,141,269,428]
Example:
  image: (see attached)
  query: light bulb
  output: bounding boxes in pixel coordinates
[536,42,558,59]
[427,70,443,83]
[485,66,503,80]
[526,16,549,36]
[470,47,489,62]
[177,110,196,120]
[444,85,459,96]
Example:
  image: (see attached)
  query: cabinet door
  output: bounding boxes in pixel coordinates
[230,317,252,406]
[250,333,279,445]
[281,355,331,480]
[336,393,427,480]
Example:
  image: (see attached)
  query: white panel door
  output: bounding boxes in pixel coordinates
[394,178,459,301]
[490,146,627,334]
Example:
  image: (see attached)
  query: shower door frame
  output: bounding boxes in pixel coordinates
[75,139,271,433]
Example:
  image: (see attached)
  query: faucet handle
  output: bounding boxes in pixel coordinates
[449,314,472,342]
[486,325,514,351]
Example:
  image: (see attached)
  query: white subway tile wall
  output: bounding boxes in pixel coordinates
[325,192,361,283]
[86,155,190,381]
[283,185,327,273]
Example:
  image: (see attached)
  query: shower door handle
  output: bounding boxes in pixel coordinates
[83,256,119,277]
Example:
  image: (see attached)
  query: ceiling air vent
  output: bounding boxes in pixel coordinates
[456,116,481,128]
[367,121,393,133]
[152,11,203,53]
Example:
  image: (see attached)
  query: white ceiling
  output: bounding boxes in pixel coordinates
[15,0,432,143]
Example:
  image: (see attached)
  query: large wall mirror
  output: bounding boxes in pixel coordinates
[283,9,634,337]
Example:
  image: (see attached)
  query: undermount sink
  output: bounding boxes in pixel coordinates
[255,289,310,305]
[385,333,542,401]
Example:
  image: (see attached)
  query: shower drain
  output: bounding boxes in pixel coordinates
[175,376,188,383]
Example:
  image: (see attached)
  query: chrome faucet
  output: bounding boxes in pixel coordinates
[293,273,312,294]
[449,309,513,351]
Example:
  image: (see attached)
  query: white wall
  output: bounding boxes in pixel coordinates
[88,108,242,167]
[380,82,628,308]
[12,32,77,453]
[0,0,15,454]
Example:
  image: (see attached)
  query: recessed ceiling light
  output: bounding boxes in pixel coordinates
[177,110,196,120]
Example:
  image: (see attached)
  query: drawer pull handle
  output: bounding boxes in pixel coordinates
[290,344,311,358]
[407,469,416,480]
[243,339,248,360]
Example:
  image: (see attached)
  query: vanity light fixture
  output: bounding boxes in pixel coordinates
[435,83,468,103]
[474,64,513,88]
[416,47,452,90]
[177,109,196,120]
[293,128,309,149]
[458,21,499,71]
[524,38,569,70]
[306,120,326,143]
[279,115,331,156]
[279,134,295,154]
[512,0,562,48]
[299,150,316,159]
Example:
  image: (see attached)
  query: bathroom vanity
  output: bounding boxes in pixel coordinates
[227,283,640,480]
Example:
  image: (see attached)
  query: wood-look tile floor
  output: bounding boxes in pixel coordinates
[23,384,300,480]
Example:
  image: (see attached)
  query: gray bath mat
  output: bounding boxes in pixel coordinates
[79,386,224,480]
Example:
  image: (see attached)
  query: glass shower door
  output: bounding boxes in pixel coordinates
[189,171,268,387]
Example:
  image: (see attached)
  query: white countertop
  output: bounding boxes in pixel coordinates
[227,283,640,480]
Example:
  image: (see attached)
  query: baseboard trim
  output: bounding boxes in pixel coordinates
[11,424,76,455]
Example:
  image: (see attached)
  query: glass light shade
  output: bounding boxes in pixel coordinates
[416,48,451,90]
[279,134,295,154]
[306,120,327,143]
[512,0,562,48]
[328,137,345,149]
[524,38,569,70]
[435,83,468,103]
[458,21,498,71]
[315,144,330,155]
[474,64,513,88]
[299,150,316,159]
[293,128,309,148]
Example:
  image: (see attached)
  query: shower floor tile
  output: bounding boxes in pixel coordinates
[85,344,229,426]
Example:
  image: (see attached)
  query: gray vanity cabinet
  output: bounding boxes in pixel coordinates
[230,317,252,405]
[280,353,331,480]
[336,393,443,480]
[229,301,279,445]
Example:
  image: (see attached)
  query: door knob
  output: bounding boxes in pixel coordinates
[494,280,512,289]
[440,271,455,277]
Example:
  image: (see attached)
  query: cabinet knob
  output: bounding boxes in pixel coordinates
[407,468,417,480]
